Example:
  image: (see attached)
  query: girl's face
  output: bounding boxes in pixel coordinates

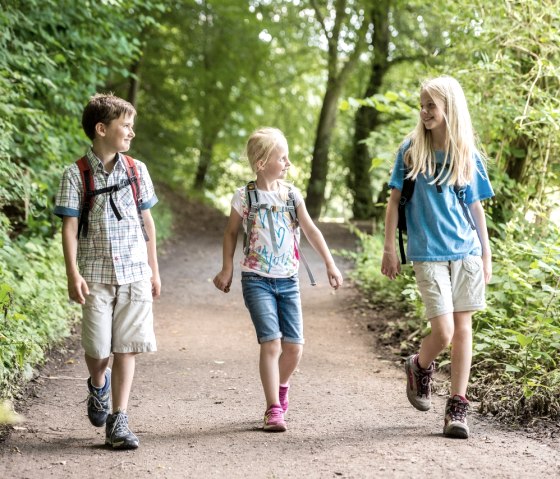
[420,90,446,135]
[259,142,291,179]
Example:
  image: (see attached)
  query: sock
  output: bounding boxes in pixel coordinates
[280,383,289,388]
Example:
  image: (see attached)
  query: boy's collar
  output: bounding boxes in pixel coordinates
[86,148,123,173]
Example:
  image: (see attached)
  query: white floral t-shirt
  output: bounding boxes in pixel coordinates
[232,184,304,278]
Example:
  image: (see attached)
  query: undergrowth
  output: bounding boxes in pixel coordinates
[343,216,560,424]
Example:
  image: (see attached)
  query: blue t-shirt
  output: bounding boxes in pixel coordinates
[389,143,494,262]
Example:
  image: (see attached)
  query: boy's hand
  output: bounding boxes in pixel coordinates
[381,250,400,280]
[213,269,233,293]
[68,274,89,304]
[327,264,343,290]
[151,274,162,299]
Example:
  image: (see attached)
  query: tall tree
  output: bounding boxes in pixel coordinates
[348,0,391,220]
[305,0,370,218]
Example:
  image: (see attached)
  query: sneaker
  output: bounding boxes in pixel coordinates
[105,411,139,449]
[405,354,434,411]
[263,404,286,432]
[86,368,111,427]
[444,395,470,439]
[279,384,290,413]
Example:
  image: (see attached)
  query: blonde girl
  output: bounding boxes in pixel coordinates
[214,127,343,432]
[381,76,494,438]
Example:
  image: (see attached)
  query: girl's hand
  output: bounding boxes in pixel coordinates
[213,269,233,293]
[482,254,492,284]
[381,250,400,280]
[327,264,343,290]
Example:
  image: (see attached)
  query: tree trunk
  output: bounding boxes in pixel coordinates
[127,59,141,107]
[349,1,391,221]
[193,132,217,190]
[306,82,343,218]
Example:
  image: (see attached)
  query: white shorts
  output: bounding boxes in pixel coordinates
[81,279,157,359]
[413,256,486,320]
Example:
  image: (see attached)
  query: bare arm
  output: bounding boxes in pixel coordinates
[61,216,89,304]
[469,200,492,284]
[142,208,161,298]
[381,188,401,280]
[213,208,243,293]
[296,201,343,289]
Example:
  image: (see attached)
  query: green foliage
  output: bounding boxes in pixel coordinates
[0,232,77,399]
[349,211,560,420]
[0,0,164,399]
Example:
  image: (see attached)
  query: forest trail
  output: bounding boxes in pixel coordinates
[0,194,558,479]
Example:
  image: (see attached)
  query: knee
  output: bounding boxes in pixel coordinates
[433,327,454,349]
[453,323,472,343]
[261,339,282,357]
[282,342,303,360]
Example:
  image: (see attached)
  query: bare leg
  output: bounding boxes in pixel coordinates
[84,354,110,388]
[279,342,303,385]
[450,311,473,396]
[259,339,282,407]
[111,352,137,412]
[418,313,454,369]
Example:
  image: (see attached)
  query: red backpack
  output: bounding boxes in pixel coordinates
[75,155,149,241]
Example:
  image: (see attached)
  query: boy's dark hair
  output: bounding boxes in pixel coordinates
[81,93,137,141]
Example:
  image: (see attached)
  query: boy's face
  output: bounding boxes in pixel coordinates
[96,113,135,153]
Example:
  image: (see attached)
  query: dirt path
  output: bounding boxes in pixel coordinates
[1,197,559,479]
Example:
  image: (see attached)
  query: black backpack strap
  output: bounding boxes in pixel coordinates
[397,169,415,265]
[454,185,476,230]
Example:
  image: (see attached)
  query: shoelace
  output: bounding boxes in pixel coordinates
[110,413,131,437]
[414,368,432,397]
[447,399,469,421]
[85,390,109,411]
[266,407,284,424]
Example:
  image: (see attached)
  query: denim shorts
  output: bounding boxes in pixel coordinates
[413,255,486,320]
[241,272,304,344]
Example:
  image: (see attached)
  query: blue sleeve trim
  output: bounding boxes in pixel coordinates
[141,194,158,210]
[54,206,80,218]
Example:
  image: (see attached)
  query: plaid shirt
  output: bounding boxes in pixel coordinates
[54,148,158,285]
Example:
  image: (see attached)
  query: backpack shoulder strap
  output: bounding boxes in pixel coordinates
[454,184,476,230]
[286,186,298,225]
[76,156,95,239]
[243,181,259,255]
[122,155,149,241]
[123,155,142,204]
[397,168,415,264]
[285,186,316,286]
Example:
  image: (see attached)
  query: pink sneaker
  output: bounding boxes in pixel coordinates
[263,404,286,432]
[279,384,290,413]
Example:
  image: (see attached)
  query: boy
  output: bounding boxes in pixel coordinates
[54,93,160,450]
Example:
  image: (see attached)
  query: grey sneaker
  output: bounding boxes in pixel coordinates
[444,395,470,438]
[405,354,434,411]
[87,368,111,427]
[105,411,139,449]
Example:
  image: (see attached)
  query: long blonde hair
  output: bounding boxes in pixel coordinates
[245,127,290,198]
[403,76,478,186]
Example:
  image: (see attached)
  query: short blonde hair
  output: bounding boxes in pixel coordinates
[245,127,288,173]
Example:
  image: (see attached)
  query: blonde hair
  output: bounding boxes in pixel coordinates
[403,76,478,186]
[245,127,290,198]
